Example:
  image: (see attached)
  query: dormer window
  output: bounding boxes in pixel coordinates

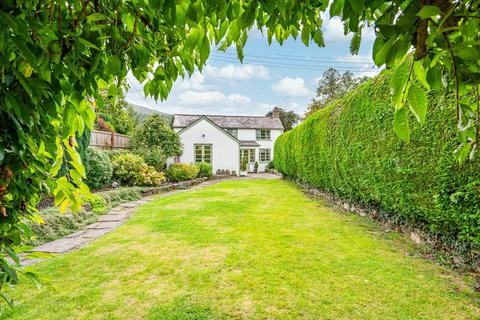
[256,129,271,140]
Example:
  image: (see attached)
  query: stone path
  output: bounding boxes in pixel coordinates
[21,173,280,266]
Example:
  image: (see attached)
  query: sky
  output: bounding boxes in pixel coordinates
[125,13,382,117]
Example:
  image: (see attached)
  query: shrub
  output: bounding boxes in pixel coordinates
[30,187,146,245]
[240,158,248,171]
[254,161,259,173]
[111,153,166,187]
[196,162,213,179]
[96,187,143,208]
[274,70,480,245]
[85,148,113,190]
[134,147,167,171]
[111,153,144,186]
[166,163,199,182]
[103,149,128,161]
[137,164,166,186]
[130,114,181,170]
[266,160,275,170]
[28,207,99,246]
[82,194,109,214]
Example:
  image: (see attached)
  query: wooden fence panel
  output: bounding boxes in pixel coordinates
[90,130,130,149]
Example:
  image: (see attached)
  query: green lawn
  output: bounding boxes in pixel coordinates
[3,180,479,319]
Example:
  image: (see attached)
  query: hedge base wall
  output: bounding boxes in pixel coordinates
[274,71,480,247]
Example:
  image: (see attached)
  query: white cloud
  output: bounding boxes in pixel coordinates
[272,77,310,97]
[322,17,346,43]
[205,64,269,80]
[321,11,376,45]
[178,90,251,106]
[175,72,205,91]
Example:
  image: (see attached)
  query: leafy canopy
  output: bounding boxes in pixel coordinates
[0,0,479,307]
[306,68,369,117]
[265,108,300,132]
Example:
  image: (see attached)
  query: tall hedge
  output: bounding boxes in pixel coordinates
[274,71,480,245]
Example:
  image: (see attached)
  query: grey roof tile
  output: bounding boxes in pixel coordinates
[173,114,284,130]
[239,140,261,147]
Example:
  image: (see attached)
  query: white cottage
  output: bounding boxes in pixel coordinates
[168,110,284,176]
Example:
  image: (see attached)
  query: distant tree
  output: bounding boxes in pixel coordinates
[305,68,369,117]
[95,93,136,135]
[129,114,182,171]
[266,108,300,131]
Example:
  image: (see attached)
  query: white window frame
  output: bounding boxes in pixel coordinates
[259,148,271,162]
[194,144,212,163]
[256,129,271,141]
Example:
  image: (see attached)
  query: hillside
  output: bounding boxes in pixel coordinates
[130,103,173,124]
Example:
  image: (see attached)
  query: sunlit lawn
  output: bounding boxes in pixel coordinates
[3,179,479,319]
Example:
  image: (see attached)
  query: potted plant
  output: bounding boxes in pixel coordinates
[240,158,248,176]
[254,161,259,173]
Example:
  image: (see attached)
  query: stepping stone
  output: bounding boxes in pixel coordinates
[97,214,127,222]
[32,237,88,253]
[86,222,101,229]
[80,228,111,238]
[118,203,139,208]
[66,230,87,238]
[92,221,124,229]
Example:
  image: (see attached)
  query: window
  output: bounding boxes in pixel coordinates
[225,128,238,138]
[259,149,271,162]
[256,129,271,140]
[194,144,212,163]
[240,149,255,163]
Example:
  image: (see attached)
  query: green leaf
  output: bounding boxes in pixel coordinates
[390,60,410,107]
[78,38,100,50]
[349,0,365,13]
[199,35,210,64]
[230,20,240,42]
[301,25,310,46]
[12,37,37,66]
[413,61,430,90]
[329,0,345,16]
[394,107,410,143]
[417,5,441,19]
[236,43,244,63]
[0,293,14,310]
[373,37,394,66]
[108,55,121,74]
[350,32,361,55]
[407,84,428,123]
[185,28,202,53]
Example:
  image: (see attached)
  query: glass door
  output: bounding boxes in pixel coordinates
[240,149,256,172]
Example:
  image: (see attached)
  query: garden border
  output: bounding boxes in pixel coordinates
[294,179,480,282]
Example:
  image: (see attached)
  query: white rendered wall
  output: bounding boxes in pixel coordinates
[172,119,240,175]
[237,129,283,172]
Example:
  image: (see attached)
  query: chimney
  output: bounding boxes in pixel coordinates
[271,107,281,118]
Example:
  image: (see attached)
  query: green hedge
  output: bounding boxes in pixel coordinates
[274,71,480,245]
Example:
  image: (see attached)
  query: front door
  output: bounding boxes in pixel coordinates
[240,149,256,172]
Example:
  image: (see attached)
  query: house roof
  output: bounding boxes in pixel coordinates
[177,115,240,143]
[173,114,284,130]
[239,140,260,147]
